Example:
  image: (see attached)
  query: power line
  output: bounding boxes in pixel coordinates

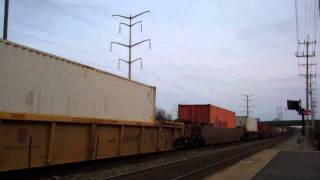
[296,35,316,131]
[38,0,105,32]
[12,29,205,100]
[10,29,110,64]
[75,0,222,93]
[11,19,130,62]
[110,11,152,80]
[79,0,113,18]
[296,36,316,112]
[141,68,211,101]
[36,0,128,41]
[10,3,219,98]
[295,0,319,131]
[295,0,300,43]
[11,19,107,52]
[9,19,136,74]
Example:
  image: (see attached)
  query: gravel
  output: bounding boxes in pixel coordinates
[39,142,247,180]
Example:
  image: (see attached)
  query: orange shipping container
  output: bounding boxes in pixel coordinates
[178,104,236,128]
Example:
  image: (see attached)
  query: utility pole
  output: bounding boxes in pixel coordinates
[110,11,151,80]
[296,35,316,130]
[309,75,316,121]
[241,94,254,117]
[3,0,9,40]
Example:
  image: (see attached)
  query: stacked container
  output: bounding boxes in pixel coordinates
[0,40,156,123]
[236,116,258,132]
[178,104,236,128]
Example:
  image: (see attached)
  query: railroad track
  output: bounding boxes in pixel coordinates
[0,139,264,180]
[103,136,289,180]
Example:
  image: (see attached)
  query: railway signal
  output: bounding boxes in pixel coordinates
[287,100,301,111]
[287,99,305,135]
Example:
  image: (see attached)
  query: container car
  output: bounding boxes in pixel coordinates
[236,116,259,140]
[175,123,245,148]
[0,112,184,172]
[270,125,277,137]
[178,104,236,128]
[258,121,272,138]
[0,40,181,172]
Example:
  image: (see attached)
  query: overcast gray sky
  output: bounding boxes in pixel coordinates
[1,0,318,120]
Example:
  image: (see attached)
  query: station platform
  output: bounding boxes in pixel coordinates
[205,134,319,180]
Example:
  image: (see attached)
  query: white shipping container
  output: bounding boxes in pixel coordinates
[0,40,156,123]
[236,116,258,132]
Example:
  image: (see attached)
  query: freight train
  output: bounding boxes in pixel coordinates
[175,105,292,148]
[0,39,292,172]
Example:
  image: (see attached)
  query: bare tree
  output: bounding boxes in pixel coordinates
[156,107,172,121]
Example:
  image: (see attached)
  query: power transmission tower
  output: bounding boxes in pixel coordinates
[241,94,254,117]
[110,11,152,80]
[296,35,316,129]
[276,106,283,120]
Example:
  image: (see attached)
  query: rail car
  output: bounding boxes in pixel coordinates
[175,123,245,148]
[175,122,293,149]
[0,112,184,172]
[0,39,184,172]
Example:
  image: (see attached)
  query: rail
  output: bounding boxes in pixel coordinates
[103,136,289,180]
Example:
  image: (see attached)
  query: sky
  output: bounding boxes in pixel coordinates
[1,0,318,120]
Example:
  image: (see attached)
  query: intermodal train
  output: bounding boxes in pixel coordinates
[175,105,292,148]
[0,39,292,172]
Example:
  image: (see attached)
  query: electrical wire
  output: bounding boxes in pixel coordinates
[79,0,113,18]
[9,29,110,64]
[11,19,107,52]
[36,0,128,40]
[295,0,300,43]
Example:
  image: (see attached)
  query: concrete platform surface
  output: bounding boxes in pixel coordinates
[272,133,315,151]
[253,151,320,180]
[204,149,279,180]
[205,135,318,180]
